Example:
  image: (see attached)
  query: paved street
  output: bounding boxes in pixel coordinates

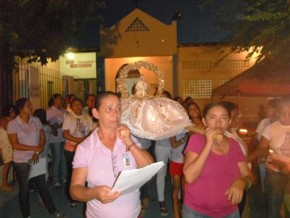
[0,175,175,218]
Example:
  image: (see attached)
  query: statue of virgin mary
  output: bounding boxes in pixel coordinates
[118,61,191,140]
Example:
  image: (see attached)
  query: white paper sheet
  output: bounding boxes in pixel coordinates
[111,161,164,195]
[28,157,47,180]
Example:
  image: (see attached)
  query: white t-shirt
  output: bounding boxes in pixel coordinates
[224,130,251,168]
[82,106,90,116]
[62,113,94,146]
[170,132,187,163]
[256,118,272,141]
[262,121,290,171]
[224,130,247,156]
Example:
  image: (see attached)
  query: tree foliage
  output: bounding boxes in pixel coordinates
[0,0,98,64]
[203,0,290,64]
[0,0,102,113]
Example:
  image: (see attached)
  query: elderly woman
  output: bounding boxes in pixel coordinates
[70,91,154,218]
[7,98,64,218]
[183,102,256,218]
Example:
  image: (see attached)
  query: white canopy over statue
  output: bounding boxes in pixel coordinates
[117,61,191,140]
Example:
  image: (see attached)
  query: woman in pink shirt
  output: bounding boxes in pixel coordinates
[183,102,255,218]
[70,91,154,218]
[7,98,64,218]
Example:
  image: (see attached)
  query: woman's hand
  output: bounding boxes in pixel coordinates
[30,152,40,164]
[204,128,217,146]
[280,164,290,175]
[29,146,43,164]
[91,185,121,203]
[50,124,59,136]
[116,124,132,146]
[269,159,290,175]
[76,136,86,144]
[225,179,245,205]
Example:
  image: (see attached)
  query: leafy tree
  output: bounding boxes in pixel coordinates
[0,0,101,113]
[203,0,290,64]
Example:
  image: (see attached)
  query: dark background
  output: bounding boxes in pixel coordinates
[76,0,228,49]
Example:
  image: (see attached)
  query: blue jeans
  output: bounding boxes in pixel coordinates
[50,141,66,184]
[259,162,267,192]
[183,205,240,218]
[14,162,57,218]
[265,170,289,218]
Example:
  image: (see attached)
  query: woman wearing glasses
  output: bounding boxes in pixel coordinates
[70,91,154,218]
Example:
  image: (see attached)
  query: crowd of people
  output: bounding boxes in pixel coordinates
[1,90,290,218]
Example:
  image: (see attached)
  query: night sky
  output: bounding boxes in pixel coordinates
[76,0,228,49]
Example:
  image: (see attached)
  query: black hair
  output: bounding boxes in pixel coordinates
[95,91,119,110]
[1,104,15,117]
[48,93,62,107]
[185,96,193,102]
[85,94,96,102]
[276,96,290,111]
[68,94,76,101]
[162,90,172,99]
[173,96,182,100]
[33,108,48,125]
[220,101,238,117]
[15,98,29,115]
[70,98,84,108]
[203,102,231,118]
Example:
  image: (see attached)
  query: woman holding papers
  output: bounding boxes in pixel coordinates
[183,102,255,218]
[70,91,154,218]
[7,98,64,218]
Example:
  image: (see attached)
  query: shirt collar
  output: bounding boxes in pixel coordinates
[51,105,65,112]
[93,128,123,152]
[15,115,33,125]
